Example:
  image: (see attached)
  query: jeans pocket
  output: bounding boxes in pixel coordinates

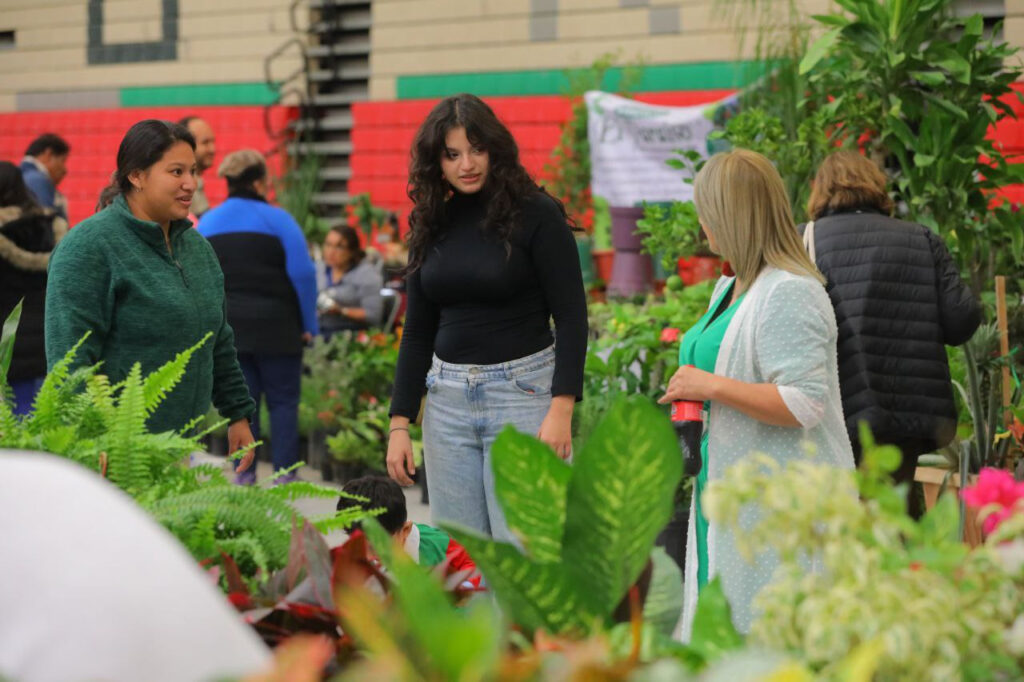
[512,366,553,396]
[425,371,439,392]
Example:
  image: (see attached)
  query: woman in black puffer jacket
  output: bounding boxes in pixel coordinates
[801,151,980,489]
[0,161,67,414]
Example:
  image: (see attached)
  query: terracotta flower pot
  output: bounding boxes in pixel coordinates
[592,248,615,284]
[914,466,985,547]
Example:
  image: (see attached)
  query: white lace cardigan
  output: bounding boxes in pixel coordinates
[678,266,855,639]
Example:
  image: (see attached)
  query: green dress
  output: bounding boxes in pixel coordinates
[678,282,746,591]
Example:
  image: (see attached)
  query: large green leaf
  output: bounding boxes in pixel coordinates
[810,13,849,28]
[0,300,23,385]
[963,13,983,36]
[799,27,842,75]
[644,547,684,637]
[930,45,972,84]
[444,526,598,634]
[922,92,969,121]
[685,578,744,666]
[491,426,571,562]
[910,70,947,87]
[561,396,682,618]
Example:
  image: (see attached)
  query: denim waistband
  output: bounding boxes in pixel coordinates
[430,345,555,381]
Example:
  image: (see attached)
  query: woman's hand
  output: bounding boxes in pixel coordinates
[659,370,802,427]
[657,366,719,405]
[386,425,416,486]
[538,395,575,460]
[229,419,257,473]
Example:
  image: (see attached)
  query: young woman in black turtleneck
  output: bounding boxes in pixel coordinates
[386,94,587,541]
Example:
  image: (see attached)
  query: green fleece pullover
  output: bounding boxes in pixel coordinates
[45,195,255,434]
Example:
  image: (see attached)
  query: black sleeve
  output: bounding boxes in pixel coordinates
[530,197,589,400]
[926,229,981,346]
[389,266,440,419]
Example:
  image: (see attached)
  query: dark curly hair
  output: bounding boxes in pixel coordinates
[405,93,569,271]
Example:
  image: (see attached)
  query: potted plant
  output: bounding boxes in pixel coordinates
[346,192,388,246]
[915,324,1022,545]
[636,200,703,291]
[590,196,614,287]
[326,400,389,483]
[544,54,643,297]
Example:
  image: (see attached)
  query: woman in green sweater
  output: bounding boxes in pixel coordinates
[45,120,256,472]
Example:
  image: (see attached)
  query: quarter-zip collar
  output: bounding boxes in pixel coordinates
[111,194,193,256]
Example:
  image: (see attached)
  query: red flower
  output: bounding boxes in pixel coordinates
[227,591,253,609]
[961,468,1024,534]
[660,327,680,343]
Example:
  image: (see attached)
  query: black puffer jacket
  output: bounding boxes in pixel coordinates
[801,208,981,455]
[0,206,66,381]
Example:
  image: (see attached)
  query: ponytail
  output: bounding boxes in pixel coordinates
[95,179,121,213]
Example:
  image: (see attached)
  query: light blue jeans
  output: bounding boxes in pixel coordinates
[422,345,555,543]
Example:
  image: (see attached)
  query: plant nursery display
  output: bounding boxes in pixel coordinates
[0,315,351,584]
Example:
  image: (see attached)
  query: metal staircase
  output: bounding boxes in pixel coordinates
[264,0,371,219]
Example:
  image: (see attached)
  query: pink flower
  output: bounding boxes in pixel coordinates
[660,327,680,343]
[961,468,1024,534]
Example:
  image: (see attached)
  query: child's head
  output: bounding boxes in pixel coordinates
[337,475,409,537]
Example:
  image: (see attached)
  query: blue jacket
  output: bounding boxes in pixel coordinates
[20,159,65,220]
[199,196,318,355]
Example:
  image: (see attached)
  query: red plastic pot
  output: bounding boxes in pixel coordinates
[678,256,723,285]
[592,249,614,284]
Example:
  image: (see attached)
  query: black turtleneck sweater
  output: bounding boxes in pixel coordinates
[390,190,588,419]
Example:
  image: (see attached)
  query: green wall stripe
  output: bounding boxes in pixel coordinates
[120,82,279,107]
[395,61,762,99]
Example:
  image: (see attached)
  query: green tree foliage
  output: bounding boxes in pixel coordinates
[545,52,643,226]
[798,0,1023,291]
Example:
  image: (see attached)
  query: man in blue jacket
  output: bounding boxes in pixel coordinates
[20,134,69,220]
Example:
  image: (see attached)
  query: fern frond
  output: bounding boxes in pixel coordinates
[143,333,212,415]
[30,333,92,427]
[84,373,115,421]
[266,480,342,502]
[177,415,205,438]
[214,533,271,583]
[38,425,78,457]
[147,486,307,567]
[194,416,229,441]
[311,505,379,534]
[0,393,22,445]
[104,363,149,492]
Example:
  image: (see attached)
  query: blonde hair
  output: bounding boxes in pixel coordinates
[693,149,824,289]
[217,149,265,179]
[806,150,893,220]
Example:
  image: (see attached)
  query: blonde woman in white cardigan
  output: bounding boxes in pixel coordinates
[659,149,854,638]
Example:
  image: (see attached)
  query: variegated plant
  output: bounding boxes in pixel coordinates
[443,396,683,636]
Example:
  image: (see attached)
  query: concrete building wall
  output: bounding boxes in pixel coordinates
[367,0,834,99]
[0,0,304,112]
